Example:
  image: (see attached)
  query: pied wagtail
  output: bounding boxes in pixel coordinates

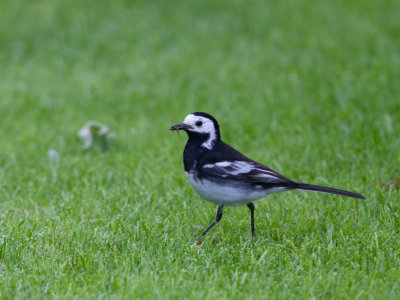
[170,112,365,239]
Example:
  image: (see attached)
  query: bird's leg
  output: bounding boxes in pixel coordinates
[201,203,224,238]
[247,202,255,237]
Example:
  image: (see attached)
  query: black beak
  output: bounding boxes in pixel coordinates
[170,123,191,131]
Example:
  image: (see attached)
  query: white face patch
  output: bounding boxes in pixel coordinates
[183,114,217,149]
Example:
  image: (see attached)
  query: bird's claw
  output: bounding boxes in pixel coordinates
[197,236,204,245]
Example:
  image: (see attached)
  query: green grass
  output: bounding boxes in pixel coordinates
[1,0,400,298]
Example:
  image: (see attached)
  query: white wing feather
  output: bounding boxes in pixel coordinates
[203,161,283,182]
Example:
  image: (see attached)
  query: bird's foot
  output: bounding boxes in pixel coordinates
[197,236,204,245]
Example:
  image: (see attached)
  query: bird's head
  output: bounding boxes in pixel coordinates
[170,112,221,149]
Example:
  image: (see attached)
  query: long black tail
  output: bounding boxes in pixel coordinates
[295,183,365,199]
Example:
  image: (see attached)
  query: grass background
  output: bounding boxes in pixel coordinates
[1,0,400,298]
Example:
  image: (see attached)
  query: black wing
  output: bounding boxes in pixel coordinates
[200,160,294,184]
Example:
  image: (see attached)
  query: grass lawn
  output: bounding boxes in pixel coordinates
[1,0,400,298]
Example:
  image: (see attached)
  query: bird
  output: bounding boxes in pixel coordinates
[170,112,365,239]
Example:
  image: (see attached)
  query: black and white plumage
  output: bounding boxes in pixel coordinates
[170,112,365,238]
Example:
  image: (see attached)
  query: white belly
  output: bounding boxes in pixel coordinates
[185,172,286,206]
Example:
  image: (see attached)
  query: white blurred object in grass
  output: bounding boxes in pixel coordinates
[78,121,115,150]
[48,149,60,163]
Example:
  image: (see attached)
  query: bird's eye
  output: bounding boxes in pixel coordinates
[196,121,203,127]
